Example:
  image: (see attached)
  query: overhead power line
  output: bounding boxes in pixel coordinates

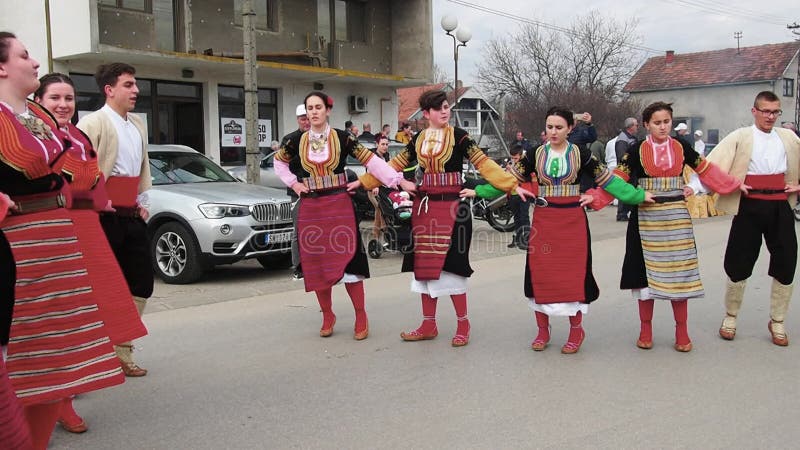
[670,0,787,26]
[444,0,664,55]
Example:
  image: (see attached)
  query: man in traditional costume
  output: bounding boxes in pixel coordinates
[691,91,800,346]
[78,62,153,376]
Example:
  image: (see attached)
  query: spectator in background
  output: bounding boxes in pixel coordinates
[281,104,311,281]
[359,122,375,142]
[345,120,354,138]
[614,117,639,221]
[381,123,391,139]
[567,112,597,152]
[782,121,800,138]
[510,130,533,152]
[693,130,705,156]
[539,130,548,146]
[589,138,606,164]
[674,122,691,147]
[395,122,412,144]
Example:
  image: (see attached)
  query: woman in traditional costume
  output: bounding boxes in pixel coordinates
[616,101,741,352]
[0,33,144,449]
[360,89,533,347]
[505,107,652,354]
[274,91,415,340]
[32,72,148,434]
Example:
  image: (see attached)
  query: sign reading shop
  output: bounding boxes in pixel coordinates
[220,117,272,147]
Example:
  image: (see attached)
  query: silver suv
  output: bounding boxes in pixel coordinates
[146,145,294,284]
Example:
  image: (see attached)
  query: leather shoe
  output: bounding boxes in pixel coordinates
[320,315,336,337]
[769,320,789,346]
[59,418,88,434]
[400,327,438,341]
[120,361,148,377]
[674,342,693,352]
[354,323,369,341]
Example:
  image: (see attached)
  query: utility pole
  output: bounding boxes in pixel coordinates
[734,31,742,54]
[243,0,260,184]
[789,23,800,128]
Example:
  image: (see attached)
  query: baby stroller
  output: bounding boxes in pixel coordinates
[367,186,414,258]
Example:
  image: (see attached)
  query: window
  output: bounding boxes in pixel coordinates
[218,86,279,165]
[783,78,794,97]
[98,0,152,13]
[707,129,719,146]
[333,0,366,42]
[234,0,278,32]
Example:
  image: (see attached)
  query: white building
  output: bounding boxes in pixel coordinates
[1,0,432,165]
[624,42,800,147]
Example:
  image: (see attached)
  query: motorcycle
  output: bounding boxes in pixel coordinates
[470,194,516,232]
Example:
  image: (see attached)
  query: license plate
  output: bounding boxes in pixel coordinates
[263,231,292,244]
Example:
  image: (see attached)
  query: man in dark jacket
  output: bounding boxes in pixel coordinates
[567,112,597,152]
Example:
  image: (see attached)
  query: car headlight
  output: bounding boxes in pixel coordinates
[198,203,251,219]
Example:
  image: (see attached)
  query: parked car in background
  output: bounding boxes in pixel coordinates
[146,144,294,284]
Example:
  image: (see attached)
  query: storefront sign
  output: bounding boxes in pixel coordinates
[220,117,272,147]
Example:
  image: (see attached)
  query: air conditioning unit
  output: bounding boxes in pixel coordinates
[348,95,368,113]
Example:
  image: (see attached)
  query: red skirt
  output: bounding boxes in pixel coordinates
[0,355,31,450]
[297,192,358,292]
[2,208,124,405]
[69,209,147,344]
[528,197,588,303]
[411,192,459,280]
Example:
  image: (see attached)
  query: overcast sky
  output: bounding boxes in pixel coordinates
[432,0,799,86]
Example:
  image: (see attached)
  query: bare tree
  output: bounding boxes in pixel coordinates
[478,12,646,142]
[432,63,450,84]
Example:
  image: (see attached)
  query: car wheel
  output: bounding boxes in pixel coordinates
[151,222,205,284]
[257,253,293,269]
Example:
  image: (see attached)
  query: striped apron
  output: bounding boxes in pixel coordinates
[636,176,704,300]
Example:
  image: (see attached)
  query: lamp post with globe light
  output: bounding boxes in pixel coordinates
[440,15,471,96]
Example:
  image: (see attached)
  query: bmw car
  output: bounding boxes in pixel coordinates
[146,145,294,284]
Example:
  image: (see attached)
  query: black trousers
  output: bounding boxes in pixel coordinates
[724,197,797,285]
[99,214,154,298]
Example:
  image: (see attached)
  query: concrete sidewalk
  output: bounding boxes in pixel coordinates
[51,216,800,449]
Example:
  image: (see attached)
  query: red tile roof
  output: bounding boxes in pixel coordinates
[397,83,446,123]
[624,41,800,93]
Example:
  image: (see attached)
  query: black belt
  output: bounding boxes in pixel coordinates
[653,195,685,203]
[301,187,347,198]
[747,188,785,195]
[71,198,96,210]
[421,193,461,201]
[10,193,65,215]
[101,206,140,218]
[541,201,582,208]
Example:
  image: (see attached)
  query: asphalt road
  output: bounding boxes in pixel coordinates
[49,208,800,449]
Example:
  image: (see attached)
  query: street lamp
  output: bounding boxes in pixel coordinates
[440,15,471,94]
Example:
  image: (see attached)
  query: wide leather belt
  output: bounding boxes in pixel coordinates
[11,193,65,215]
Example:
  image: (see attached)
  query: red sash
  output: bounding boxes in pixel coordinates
[528,196,588,303]
[744,174,787,201]
[297,192,357,292]
[106,176,140,207]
